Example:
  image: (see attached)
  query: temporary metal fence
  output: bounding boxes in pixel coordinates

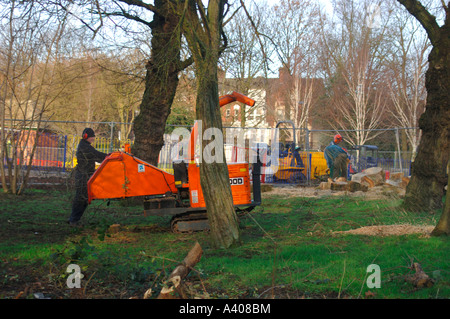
[2,120,417,185]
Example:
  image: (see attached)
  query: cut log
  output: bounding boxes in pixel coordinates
[400,177,410,189]
[319,181,330,190]
[330,181,348,191]
[329,180,368,192]
[353,167,385,188]
[351,172,367,183]
[406,263,434,288]
[347,181,368,192]
[390,172,404,181]
[363,167,383,175]
[362,167,385,186]
[156,242,203,299]
[361,176,375,188]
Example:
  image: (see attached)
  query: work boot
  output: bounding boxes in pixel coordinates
[68,220,82,228]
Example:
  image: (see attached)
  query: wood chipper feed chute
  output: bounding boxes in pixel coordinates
[87,151,177,203]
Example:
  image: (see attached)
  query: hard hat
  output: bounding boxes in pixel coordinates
[334,134,343,144]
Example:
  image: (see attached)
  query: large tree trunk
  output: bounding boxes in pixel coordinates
[400,0,450,213]
[180,0,241,248]
[196,68,241,248]
[431,160,450,235]
[131,0,182,165]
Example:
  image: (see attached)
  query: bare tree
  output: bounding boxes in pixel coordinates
[98,49,145,140]
[179,0,241,248]
[396,0,449,235]
[319,0,392,147]
[387,1,429,159]
[54,0,193,165]
[0,0,70,194]
[219,2,272,128]
[269,0,322,126]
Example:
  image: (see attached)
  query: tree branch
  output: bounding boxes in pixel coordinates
[397,0,441,45]
[115,0,164,17]
[238,0,277,67]
[102,10,153,28]
[176,56,194,73]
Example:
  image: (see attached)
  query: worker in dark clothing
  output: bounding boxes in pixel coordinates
[324,139,349,180]
[68,128,108,226]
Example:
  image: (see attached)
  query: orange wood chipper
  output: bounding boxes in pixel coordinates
[87,92,262,232]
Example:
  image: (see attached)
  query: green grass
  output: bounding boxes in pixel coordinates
[0,188,448,299]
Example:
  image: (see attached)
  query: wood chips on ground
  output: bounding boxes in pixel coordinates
[263,185,435,237]
[262,185,405,200]
[333,224,434,237]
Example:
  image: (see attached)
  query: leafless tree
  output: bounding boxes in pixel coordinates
[269,0,322,128]
[0,0,71,194]
[396,0,449,235]
[319,0,392,148]
[387,1,430,159]
[219,2,272,128]
[179,0,241,248]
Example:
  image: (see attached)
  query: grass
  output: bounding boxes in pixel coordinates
[0,187,448,299]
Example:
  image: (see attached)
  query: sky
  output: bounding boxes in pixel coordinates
[261,0,334,15]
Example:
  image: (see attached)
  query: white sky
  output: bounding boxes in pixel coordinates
[261,0,334,15]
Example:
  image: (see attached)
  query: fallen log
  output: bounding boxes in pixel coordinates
[156,242,203,299]
[362,167,385,186]
[330,181,348,191]
[361,176,375,188]
[347,181,368,192]
[322,179,369,192]
[406,263,434,288]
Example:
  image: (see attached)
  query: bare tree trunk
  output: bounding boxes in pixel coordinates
[131,0,190,165]
[0,0,69,194]
[431,160,450,235]
[197,69,241,248]
[181,0,241,248]
[398,0,449,213]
